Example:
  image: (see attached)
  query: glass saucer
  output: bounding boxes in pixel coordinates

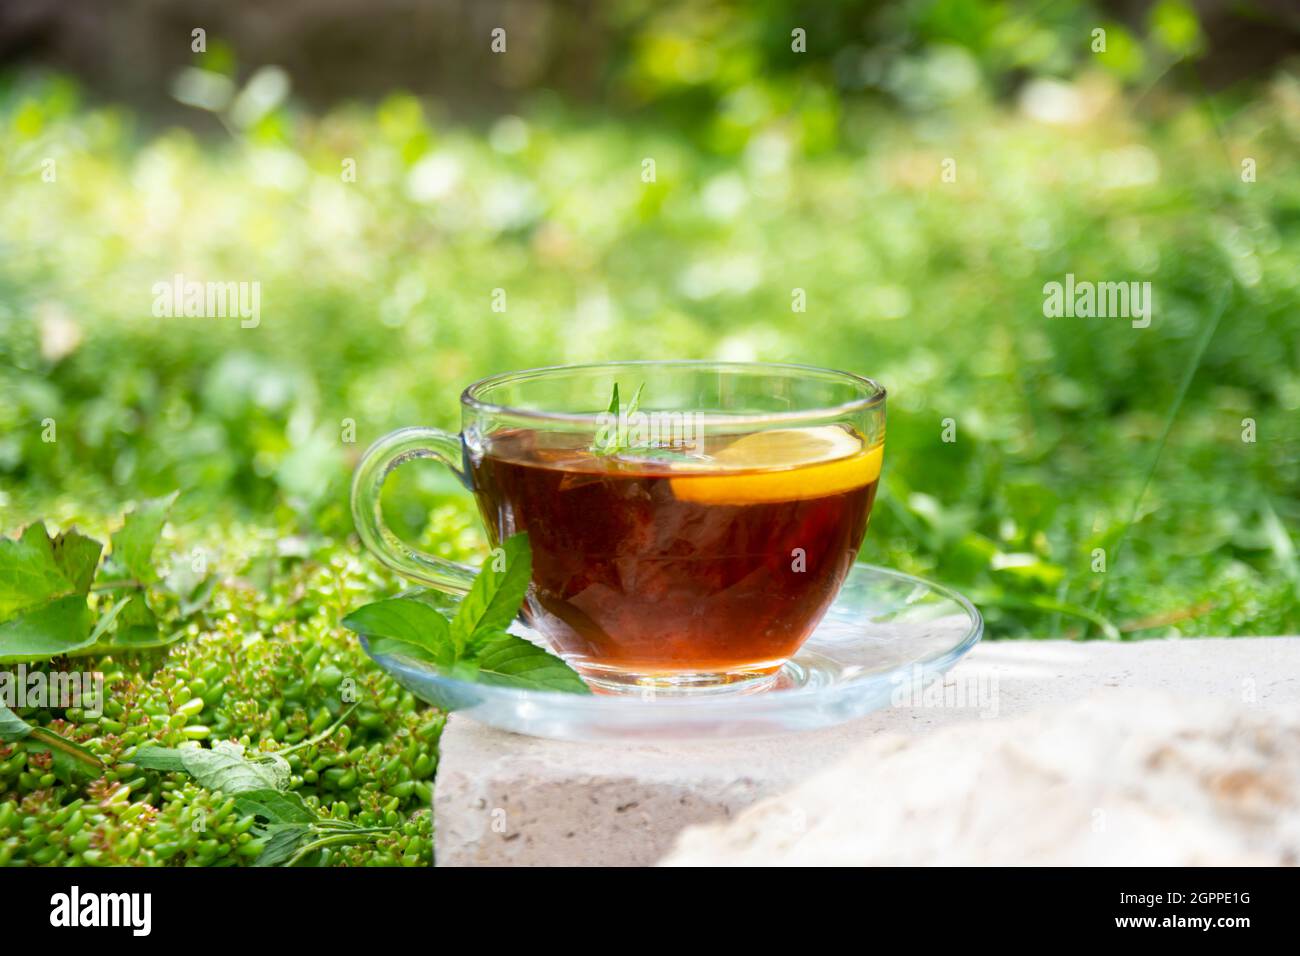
[360,563,982,741]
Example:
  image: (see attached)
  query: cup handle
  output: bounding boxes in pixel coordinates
[350,426,478,594]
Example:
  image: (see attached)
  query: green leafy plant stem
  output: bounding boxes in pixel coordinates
[0,702,104,773]
[24,727,105,771]
[272,703,358,757]
[285,830,388,867]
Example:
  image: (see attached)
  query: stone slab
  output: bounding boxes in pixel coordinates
[433,637,1300,866]
[663,688,1300,865]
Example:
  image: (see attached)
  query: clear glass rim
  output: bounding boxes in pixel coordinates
[460,360,887,427]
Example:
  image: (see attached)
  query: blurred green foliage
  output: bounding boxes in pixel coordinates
[610,0,1212,124]
[1,0,1298,643]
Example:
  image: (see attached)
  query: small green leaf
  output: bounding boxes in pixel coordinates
[161,553,218,618]
[87,596,132,645]
[179,575,218,617]
[626,382,645,418]
[181,748,286,793]
[448,659,481,682]
[0,702,33,741]
[0,594,95,663]
[450,533,532,652]
[235,788,318,824]
[3,703,103,774]
[342,598,455,668]
[73,592,174,656]
[110,491,178,584]
[110,592,159,646]
[473,631,591,694]
[129,745,189,773]
[50,529,103,596]
[590,381,647,456]
[365,635,441,664]
[0,523,78,619]
[132,744,288,793]
[26,730,104,779]
[591,382,621,455]
[253,823,314,867]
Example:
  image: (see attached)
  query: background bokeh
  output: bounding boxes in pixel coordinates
[2,0,1298,640]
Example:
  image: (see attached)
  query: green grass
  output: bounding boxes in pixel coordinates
[1,64,1298,864]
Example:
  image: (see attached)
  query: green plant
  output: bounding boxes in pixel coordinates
[342,533,589,694]
[0,520,446,866]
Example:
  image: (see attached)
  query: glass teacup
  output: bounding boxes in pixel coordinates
[352,361,886,695]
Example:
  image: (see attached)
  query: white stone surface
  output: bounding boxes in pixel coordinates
[433,637,1300,866]
[663,689,1300,866]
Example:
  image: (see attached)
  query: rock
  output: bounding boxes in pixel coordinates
[434,638,1300,866]
[661,690,1300,866]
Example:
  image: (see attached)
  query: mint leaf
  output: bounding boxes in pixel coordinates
[591,382,621,455]
[0,495,191,662]
[252,822,388,868]
[474,632,591,694]
[450,532,532,652]
[84,593,187,655]
[591,381,647,456]
[342,598,455,668]
[626,382,644,418]
[347,533,591,697]
[110,491,178,584]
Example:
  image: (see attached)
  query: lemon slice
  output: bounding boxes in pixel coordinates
[669,426,883,505]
